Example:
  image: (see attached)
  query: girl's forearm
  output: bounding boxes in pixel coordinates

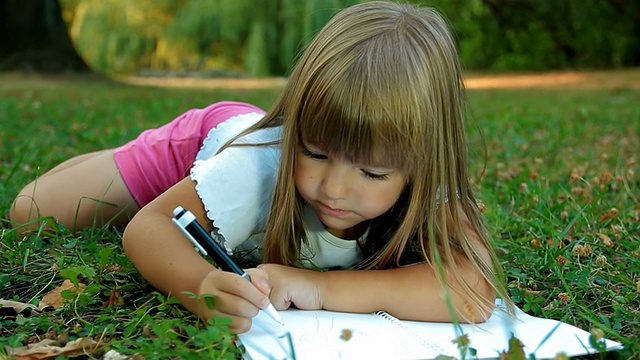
[317,263,494,323]
[122,177,224,315]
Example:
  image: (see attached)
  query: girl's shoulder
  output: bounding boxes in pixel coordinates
[190,114,282,251]
[195,111,271,162]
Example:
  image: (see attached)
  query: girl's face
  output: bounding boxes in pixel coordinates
[294,139,407,239]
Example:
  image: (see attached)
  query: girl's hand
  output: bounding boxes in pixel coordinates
[197,268,272,333]
[257,264,325,311]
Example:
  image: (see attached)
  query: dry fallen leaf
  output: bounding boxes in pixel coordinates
[38,280,86,310]
[0,299,40,317]
[598,207,618,222]
[102,349,129,360]
[5,337,103,359]
[102,289,124,309]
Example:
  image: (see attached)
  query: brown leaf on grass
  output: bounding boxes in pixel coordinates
[524,289,547,296]
[597,233,614,247]
[598,207,618,222]
[38,280,86,310]
[102,289,124,309]
[5,337,103,359]
[102,349,129,360]
[0,300,40,317]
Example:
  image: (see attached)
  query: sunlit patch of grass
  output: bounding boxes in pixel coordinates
[0,73,638,358]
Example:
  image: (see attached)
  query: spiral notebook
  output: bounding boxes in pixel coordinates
[237,300,623,360]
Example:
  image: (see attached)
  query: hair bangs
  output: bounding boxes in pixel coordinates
[297,60,418,173]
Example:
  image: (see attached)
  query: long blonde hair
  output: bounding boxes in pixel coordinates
[230,1,511,320]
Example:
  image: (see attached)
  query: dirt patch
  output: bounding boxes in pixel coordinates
[117,75,289,90]
[118,68,640,90]
[464,69,640,90]
[2,68,640,90]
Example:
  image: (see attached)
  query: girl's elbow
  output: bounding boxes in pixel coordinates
[121,211,144,257]
[452,278,494,324]
[471,301,494,323]
[467,283,495,323]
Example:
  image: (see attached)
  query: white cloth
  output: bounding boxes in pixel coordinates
[235,205,364,269]
[191,113,364,270]
[299,205,364,269]
[191,113,279,249]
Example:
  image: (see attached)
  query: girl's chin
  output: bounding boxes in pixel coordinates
[317,217,367,240]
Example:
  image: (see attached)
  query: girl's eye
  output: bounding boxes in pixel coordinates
[301,145,328,160]
[362,170,389,181]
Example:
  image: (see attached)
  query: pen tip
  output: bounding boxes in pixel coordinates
[264,305,284,326]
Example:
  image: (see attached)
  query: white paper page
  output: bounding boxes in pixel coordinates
[239,304,623,360]
[239,310,453,360]
[403,305,624,359]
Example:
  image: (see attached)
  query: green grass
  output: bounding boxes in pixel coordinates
[0,72,638,359]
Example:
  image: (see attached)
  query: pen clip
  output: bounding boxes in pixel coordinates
[171,218,209,256]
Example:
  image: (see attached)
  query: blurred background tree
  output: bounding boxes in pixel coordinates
[435,0,640,71]
[1,0,638,76]
[0,0,88,72]
[55,0,362,76]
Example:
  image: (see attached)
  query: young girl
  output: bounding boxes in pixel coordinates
[10,1,512,333]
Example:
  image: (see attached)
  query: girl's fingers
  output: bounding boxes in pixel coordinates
[245,267,272,297]
[198,269,270,332]
[203,291,261,318]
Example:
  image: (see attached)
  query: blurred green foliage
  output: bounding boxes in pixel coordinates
[58,0,639,76]
[434,0,640,71]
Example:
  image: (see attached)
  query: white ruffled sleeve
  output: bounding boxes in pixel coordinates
[194,112,265,162]
[190,116,281,251]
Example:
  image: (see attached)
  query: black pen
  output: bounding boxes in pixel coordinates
[172,206,284,326]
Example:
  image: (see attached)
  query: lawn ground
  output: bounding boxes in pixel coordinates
[0,69,638,359]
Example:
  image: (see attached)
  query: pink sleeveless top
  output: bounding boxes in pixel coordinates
[113,101,265,207]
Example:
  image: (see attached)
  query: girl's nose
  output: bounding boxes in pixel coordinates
[320,164,348,200]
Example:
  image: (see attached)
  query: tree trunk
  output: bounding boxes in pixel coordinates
[0,0,89,72]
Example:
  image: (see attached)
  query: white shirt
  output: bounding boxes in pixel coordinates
[191,113,363,270]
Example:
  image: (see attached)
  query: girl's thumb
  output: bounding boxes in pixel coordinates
[246,267,271,296]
